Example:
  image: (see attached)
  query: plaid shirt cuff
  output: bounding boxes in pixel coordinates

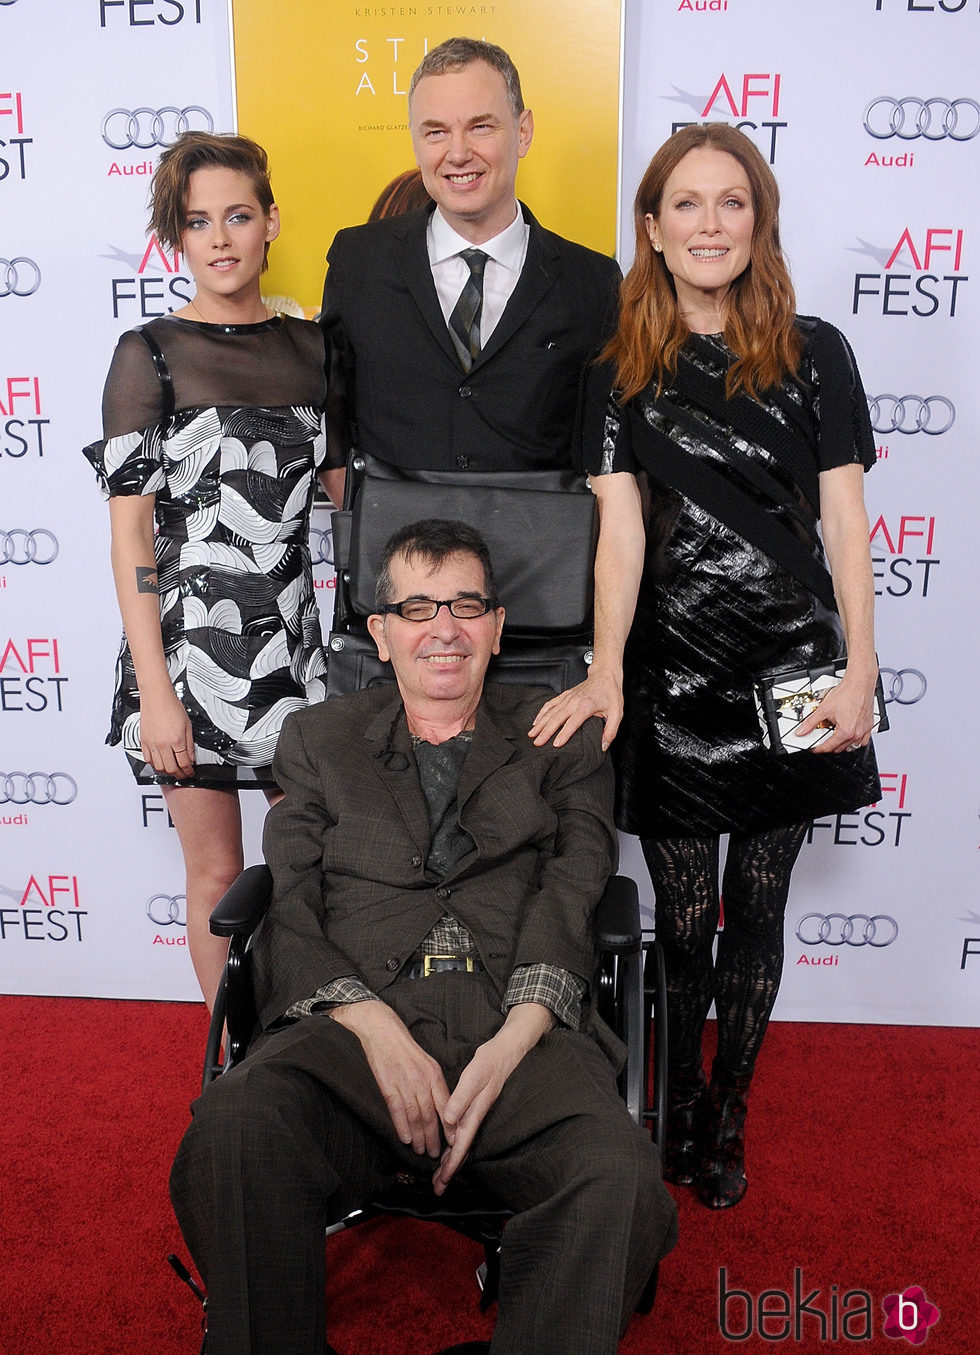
[504,964,585,1030]
[285,976,378,1020]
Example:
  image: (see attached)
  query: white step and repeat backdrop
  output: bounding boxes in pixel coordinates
[2,0,976,1023]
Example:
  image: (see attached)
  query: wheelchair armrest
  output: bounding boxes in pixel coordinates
[594,874,642,955]
[209,863,273,938]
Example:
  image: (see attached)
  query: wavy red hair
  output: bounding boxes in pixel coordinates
[605,123,802,401]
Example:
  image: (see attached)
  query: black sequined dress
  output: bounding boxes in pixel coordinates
[587,318,881,837]
[84,314,328,788]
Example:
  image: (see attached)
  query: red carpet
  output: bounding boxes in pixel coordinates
[1,995,977,1353]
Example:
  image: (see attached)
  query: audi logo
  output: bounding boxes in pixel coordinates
[0,772,77,806]
[102,106,215,151]
[864,96,980,141]
[0,528,59,566]
[310,527,334,567]
[797,913,899,948]
[0,257,41,298]
[146,893,187,927]
[868,394,955,437]
[879,668,927,705]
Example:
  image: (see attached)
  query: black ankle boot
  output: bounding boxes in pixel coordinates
[698,1058,751,1209]
[662,1067,707,1186]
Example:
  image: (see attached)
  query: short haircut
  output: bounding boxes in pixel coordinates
[149,131,275,265]
[408,37,525,121]
[374,519,498,610]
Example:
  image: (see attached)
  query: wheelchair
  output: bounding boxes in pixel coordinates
[189,460,669,1352]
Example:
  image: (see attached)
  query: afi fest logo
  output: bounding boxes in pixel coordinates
[1,375,50,464]
[99,0,203,26]
[0,873,86,944]
[0,90,32,182]
[0,636,68,713]
[851,228,967,317]
[808,771,912,849]
[875,0,980,12]
[106,234,191,320]
[665,71,786,162]
[870,513,939,599]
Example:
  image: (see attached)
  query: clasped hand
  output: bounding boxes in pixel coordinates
[794,670,877,755]
[331,998,554,1194]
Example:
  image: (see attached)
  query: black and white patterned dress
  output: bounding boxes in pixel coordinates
[84,314,328,788]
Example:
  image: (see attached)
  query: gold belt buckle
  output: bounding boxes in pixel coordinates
[422,953,475,977]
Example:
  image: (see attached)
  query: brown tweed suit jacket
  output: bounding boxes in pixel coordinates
[252,682,617,1040]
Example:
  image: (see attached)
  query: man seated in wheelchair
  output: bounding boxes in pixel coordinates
[170,518,677,1355]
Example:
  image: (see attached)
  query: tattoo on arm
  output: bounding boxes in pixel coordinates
[135,566,159,594]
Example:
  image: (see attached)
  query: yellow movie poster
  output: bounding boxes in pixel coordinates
[231,0,622,311]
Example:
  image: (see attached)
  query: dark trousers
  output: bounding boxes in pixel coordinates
[170,973,678,1355]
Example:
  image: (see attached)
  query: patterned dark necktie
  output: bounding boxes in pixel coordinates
[447,248,488,372]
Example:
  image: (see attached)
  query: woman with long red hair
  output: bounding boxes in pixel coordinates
[534,124,881,1209]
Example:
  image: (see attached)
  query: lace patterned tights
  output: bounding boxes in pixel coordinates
[641,821,809,1081]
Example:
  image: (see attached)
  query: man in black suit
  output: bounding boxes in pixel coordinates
[321,37,641,752]
[170,520,677,1355]
[320,37,621,484]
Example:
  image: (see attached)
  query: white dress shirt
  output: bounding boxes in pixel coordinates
[427,203,530,349]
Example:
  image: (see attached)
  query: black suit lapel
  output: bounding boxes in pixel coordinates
[392,209,462,368]
[456,700,519,818]
[475,207,560,367]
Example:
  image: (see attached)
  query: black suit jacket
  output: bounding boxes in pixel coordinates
[320,203,622,473]
[253,683,617,1035]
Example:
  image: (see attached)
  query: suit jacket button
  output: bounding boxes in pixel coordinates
[458,385,472,398]
[385,958,400,972]
[455,455,470,469]
[436,886,451,900]
[412,853,423,867]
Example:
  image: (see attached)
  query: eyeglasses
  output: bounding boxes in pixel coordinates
[381,596,498,623]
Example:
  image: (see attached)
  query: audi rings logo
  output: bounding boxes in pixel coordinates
[1,529,59,566]
[864,96,980,141]
[0,772,77,806]
[879,668,927,705]
[1,257,41,298]
[146,893,187,927]
[102,106,215,151]
[797,913,899,947]
[310,527,334,567]
[868,395,955,437]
